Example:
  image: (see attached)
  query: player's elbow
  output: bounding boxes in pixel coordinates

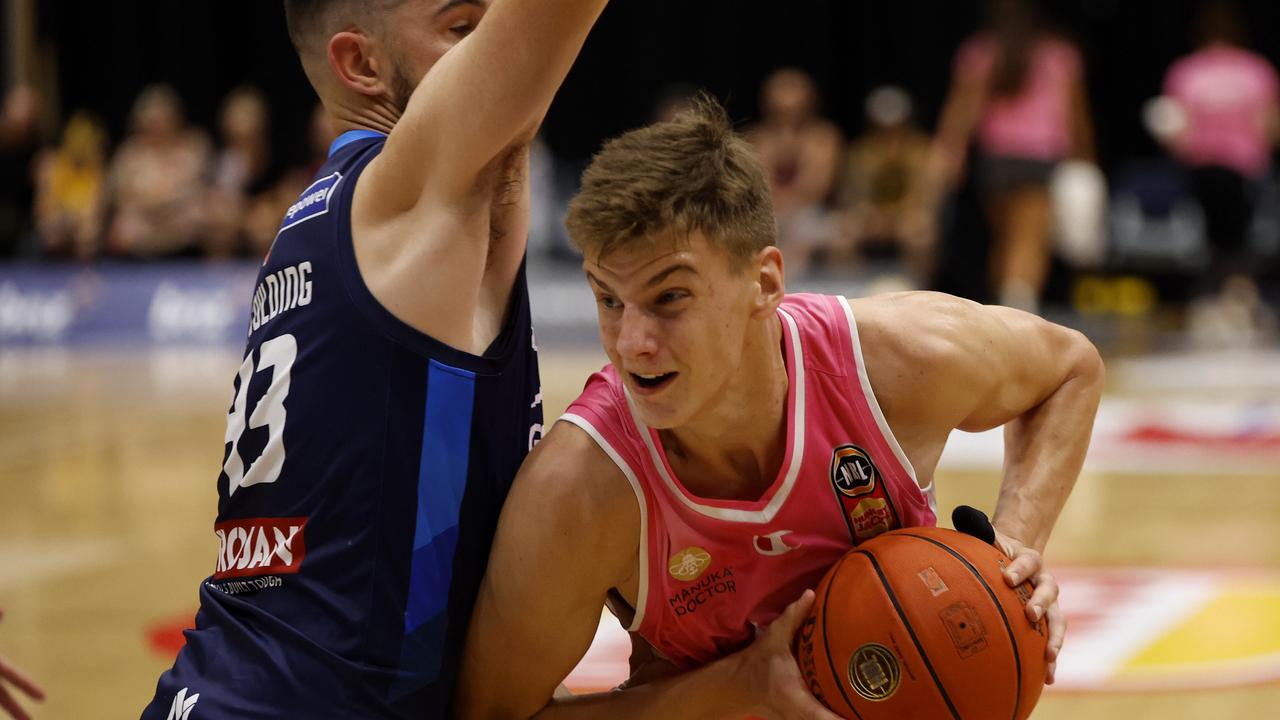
[1062,328,1105,398]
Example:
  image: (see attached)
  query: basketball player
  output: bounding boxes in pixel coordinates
[457,98,1101,718]
[140,1,608,717]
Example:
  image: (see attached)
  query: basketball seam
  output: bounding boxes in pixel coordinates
[855,549,964,720]
[899,533,1024,720]
[820,555,864,720]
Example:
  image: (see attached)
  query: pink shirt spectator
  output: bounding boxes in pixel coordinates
[956,34,1082,162]
[1164,45,1279,179]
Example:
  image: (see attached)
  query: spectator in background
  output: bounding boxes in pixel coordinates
[242,102,338,258]
[748,68,843,275]
[1159,0,1278,341]
[207,86,277,257]
[34,112,108,259]
[106,84,211,258]
[933,0,1094,313]
[836,86,939,284]
[0,84,43,259]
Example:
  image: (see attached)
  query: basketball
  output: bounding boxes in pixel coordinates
[795,526,1047,720]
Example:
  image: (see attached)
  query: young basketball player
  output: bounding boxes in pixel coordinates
[457,97,1102,718]
[140,1,609,717]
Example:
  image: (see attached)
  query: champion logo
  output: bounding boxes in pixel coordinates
[213,517,307,580]
[166,687,199,720]
[752,530,797,556]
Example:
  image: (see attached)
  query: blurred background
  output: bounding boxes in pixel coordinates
[1,0,1278,718]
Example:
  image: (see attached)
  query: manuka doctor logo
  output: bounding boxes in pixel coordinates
[668,566,737,617]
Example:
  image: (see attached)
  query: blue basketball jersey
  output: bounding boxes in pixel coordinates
[142,132,543,719]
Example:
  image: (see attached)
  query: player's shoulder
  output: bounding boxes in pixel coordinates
[848,291,985,365]
[510,418,639,543]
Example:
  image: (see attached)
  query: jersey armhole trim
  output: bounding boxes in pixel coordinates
[837,297,933,506]
[558,413,649,633]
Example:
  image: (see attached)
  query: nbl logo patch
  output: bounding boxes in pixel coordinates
[829,444,901,544]
[831,444,879,497]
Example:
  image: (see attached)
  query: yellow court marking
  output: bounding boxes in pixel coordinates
[1120,583,1280,677]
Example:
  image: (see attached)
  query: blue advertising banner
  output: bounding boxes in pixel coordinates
[0,262,260,347]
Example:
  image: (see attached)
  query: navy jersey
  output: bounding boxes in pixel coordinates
[142,132,543,719]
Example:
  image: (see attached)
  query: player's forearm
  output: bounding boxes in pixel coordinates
[993,335,1104,551]
[530,655,750,720]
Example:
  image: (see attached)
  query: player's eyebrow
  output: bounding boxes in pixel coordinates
[585,263,699,295]
[436,0,485,18]
[643,263,698,289]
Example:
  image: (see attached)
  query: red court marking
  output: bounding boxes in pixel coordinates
[1122,424,1280,451]
[145,613,195,658]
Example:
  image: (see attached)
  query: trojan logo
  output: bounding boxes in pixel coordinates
[848,643,901,701]
[831,445,879,497]
[213,517,307,580]
[668,546,712,582]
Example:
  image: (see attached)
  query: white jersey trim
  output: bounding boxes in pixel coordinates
[623,307,807,525]
[838,296,936,511]
[558,413,650,632]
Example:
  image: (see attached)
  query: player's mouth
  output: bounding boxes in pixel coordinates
[630,371,677,394]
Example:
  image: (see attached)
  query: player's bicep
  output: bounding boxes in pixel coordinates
[943,304,1092,433]
[458,425,632,719]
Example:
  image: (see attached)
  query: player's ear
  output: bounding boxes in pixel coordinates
[751,245,785,318]
[328,30,388,98]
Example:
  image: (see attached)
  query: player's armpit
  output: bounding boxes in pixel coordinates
[456,420,639,720]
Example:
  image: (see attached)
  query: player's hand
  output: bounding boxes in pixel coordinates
[732,589,844,720]
[992,530,1065,686]
[0,608,45,720]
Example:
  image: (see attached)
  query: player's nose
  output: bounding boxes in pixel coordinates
[615,305,659,359]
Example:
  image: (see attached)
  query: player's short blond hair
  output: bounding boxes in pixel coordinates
[565,94,776,270]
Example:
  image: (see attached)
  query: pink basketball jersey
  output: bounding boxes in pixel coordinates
[561,293,937,670]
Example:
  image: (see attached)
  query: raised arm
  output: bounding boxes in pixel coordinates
[367,0,608,212]
[457,422,841,720]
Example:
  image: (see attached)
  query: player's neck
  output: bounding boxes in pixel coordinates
[326,95,400,137]
[658,315,789,501]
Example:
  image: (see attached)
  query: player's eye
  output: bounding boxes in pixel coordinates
[598,295,621,310]
[449,23,474,37]
[656,290,689,306]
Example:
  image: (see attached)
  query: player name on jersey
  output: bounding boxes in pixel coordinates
[248,261,313,335]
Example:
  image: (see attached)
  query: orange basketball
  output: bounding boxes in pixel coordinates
[794,526,1047,720]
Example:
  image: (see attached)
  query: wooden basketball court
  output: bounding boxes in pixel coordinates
[1,344,1277,718]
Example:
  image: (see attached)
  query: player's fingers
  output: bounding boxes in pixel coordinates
[1003,548,1042,587]
[0,656,43,701]
[0,683,32,720]
[1045,660,1057,686]
[772,589,816,637]
[1026,572,1058,623]
[1046,601,1067,661]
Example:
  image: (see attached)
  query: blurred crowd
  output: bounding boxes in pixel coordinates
[0,0,1277,335]
[0,83,337,263]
